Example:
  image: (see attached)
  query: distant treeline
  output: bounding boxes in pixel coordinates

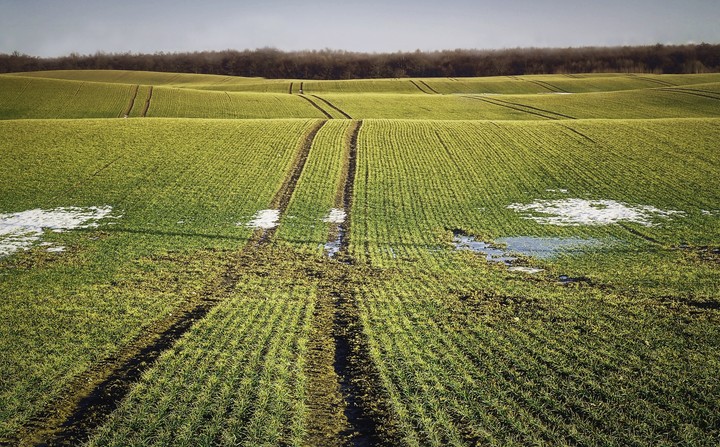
[2,44,719,79]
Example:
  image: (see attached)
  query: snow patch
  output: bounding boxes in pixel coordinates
[508,198,682,226]
[323,208,346,224]
[508,266,545,274]
[245,209,280,229]
[0,206,115,257]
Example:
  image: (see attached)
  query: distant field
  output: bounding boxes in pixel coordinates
[1,70,718,446]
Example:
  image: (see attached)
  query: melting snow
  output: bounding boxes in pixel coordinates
[245,209,280,229]
[508,266,545,274]
[0,206,115,257]
[323,208,346,224]
[508,198,682,226]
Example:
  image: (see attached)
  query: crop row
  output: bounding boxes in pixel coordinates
[350,118,720,266]
[0,119,321,439]
[3,74,719,121]
[87,264,316,447]
[274,120,354,248]
[356,266,720,445]
[0,76,132,119]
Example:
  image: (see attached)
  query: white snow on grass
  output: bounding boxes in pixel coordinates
[245,209,280,229]
[508,266,545,274]
[508,198,682,226]
[0,206,115,257]
[323,208,346,224]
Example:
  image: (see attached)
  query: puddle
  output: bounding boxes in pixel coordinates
[323,208,346,224]
[46,246,66,253]
[453,234,516,264]
[323,228,344,258]
[244,209,280,229]
[497,236,600,259]
[0,206,115,258]
[558,275,591,285]
[508,198,682,226]
[453,231,601,274]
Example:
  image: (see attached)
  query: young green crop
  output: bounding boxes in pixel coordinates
[0,118,322,439]
[1,71,719,446]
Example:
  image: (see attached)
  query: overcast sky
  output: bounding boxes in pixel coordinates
[1,0,718,57]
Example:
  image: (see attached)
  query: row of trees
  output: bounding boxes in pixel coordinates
[2,44,719,79]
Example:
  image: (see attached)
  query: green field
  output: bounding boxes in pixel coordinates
[1,70,719,446]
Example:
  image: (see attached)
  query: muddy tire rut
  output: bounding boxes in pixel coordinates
[12,121,328,446]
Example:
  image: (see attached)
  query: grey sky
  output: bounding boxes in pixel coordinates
[1,0,718,57]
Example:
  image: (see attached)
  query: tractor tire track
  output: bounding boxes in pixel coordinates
[631,75,676,87]
[464,96,557,120]
[328,119,399,446]
[619,223,662,245]
[661,87,720,102]
[264,120,327,241]
[312,94,353,119]
[419,80,440,94]
[53,156,123,201]
[15,264,237,447]
[16,123,326,446]
[489,96,576,119]
[409,80,430,94]
[141,86,153,117]
[299,94,334,119]
[557,123,598,145]
[120,84,139,118]
[526,79,569,93]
